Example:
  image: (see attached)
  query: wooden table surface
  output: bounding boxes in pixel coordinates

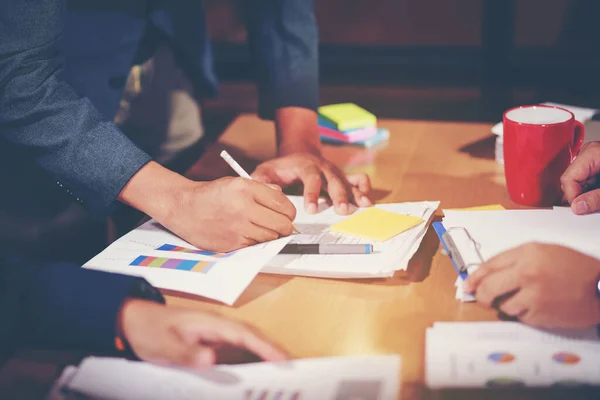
[171,115,514,399]
[3,115,594,399]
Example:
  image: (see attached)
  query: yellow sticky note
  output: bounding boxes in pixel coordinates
[330,208,424,242]
[318,103,377,131]
[452,204,506,211]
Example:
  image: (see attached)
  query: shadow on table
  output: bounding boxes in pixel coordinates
[459,134,496,161]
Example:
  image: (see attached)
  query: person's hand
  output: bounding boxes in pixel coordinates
[119,299,289,370]
[561,141,600,214]
[251,152,372,215]
[118,162,296,252]
[163,177,296,252]
[463,243,600,329]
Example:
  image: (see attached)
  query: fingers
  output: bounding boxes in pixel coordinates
[186,346,217,370]
[251,165,281,185]
[347,174,373,207]
[463,249,518,293]
[298,165,323,214]
[346,174,372,207]
[247,221,285,242]
[571,188,600,215]
[150,331,216,370]
[250,181,297,221]
[497,290,530,318]
[561,142,600,204]
[321,168,350,215]
[472,268,521,308]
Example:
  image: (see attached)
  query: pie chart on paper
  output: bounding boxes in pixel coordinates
[552,352,581,365]
[487,352,516,364]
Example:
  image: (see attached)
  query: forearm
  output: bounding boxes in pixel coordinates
[117,161,198,223]
[275,107,321,156]
[244,0,319,120]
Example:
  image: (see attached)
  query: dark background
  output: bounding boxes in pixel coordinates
[202,0,600,124]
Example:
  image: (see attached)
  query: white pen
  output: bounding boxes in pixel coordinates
[220,150,300,234]
[220,150,252,179]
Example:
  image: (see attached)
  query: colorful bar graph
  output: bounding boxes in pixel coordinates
[155,243,231,258]
[130,255,215,273]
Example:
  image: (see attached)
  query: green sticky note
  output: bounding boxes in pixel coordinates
[318,103,377,131]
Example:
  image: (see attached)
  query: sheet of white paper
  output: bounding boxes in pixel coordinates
[83,220,292,305]
[47,366,80,400]
[262,197,440,278]
[58,355,400,400]
[443,209,600,301]
[491,102,598,136]
[454,276,475,302]
[426,322,600,388]
[442,209,600,261]
[431,321,600,344]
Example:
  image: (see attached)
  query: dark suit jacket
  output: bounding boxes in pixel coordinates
[0,260,155,360]
[61,0,319,120]
[0,0,160,358]
[0,0,151,220]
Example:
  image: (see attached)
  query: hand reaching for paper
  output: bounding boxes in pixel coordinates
[119,299,289,370]
[463,243,600,329]
[251,152,372,216]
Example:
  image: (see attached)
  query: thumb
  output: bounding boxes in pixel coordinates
[571,188,600,214]
[149,332,216,370]
[167,343,216,371]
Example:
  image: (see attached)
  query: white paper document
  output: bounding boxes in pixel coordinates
[441,208,600,302]
[48,355,401,400]
[83,219,291,305]
[443,209,600,261]
[426,322,600,388]
[262,196,440,278]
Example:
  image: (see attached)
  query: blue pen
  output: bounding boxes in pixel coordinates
[432,222,468,280]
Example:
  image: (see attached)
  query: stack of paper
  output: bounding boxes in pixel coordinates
[426,321,600,388]
[440,207,600,301]
[263,196,440,278]
[83,220,292,305]
[490,102,599,164]
[318,103,389,148]
[48,355,401,400]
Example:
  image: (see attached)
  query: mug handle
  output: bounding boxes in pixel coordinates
[572,120,585,159]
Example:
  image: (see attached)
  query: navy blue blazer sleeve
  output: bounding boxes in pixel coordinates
[0,263,160,356]
[0,0,151,216]
[244,0,319,120]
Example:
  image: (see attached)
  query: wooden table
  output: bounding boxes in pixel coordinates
[172,115,512,399]
[3,116,594,399]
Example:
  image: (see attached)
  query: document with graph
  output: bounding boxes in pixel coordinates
[83,219,291,305]
[426,322,600,388]
[49,355,400,400]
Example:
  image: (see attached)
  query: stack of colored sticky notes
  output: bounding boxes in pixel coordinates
[318,103,389,148]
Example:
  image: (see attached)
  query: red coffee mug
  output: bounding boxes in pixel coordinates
[503,105,585,207]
